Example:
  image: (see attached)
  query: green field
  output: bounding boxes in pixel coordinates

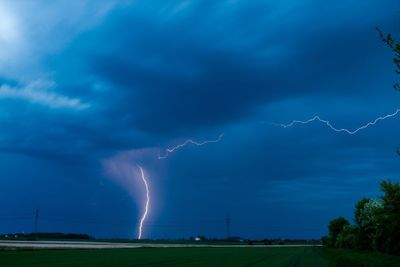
[1,246,400,267]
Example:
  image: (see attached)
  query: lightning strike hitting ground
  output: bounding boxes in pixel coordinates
[276,108,400,134]
[137,166,150,240]
[158,133,224,159]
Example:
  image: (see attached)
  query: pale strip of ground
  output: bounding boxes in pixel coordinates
[0,240,322,249]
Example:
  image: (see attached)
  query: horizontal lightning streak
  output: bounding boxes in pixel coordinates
[158,133,224,159]
[276,109,400,134]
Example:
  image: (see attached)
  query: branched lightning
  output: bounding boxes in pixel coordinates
[137,165,150,240]
[158,133,224,159]
[132,133,224,239]
[275,109,400,134]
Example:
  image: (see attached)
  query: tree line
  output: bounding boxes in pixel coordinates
[323,180,400,255]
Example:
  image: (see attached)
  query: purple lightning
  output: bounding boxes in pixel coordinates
[158,133,224,159]
[137,165,150,240]
[276,108,400,134]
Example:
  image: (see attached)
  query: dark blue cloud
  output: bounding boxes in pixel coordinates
[44,0,398,137]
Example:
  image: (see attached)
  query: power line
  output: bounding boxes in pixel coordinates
[226,216,230,239]
[0,213,327,232]
[34,208,39,234]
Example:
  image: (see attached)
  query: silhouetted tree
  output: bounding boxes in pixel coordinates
[380,180,400,254]
[335,224,358,249]
[328,217,350,247]
[354,198,371,250]
[377,28,400,155]
[325,181,400,254]
[377,28,400,252]
[377,27,400,91]
[356,198,384,251]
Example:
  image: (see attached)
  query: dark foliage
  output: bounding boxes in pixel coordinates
[325,180,400,255]
[376,27,400,91]
[328,217,350,247]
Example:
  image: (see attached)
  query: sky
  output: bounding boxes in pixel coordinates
[0,0,399,240]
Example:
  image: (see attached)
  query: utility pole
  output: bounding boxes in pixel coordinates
[34,208,39,235]
[226,216,230,240]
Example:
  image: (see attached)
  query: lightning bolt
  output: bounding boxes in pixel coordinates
[275,108,400,134]
[158,133,224,159]
[137,165,150,240]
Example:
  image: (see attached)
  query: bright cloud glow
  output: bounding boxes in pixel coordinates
[0,4,20,44]
[0,2,24,71]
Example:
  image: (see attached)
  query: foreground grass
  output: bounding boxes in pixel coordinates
[0,246,400,266]
[321,247,400,267]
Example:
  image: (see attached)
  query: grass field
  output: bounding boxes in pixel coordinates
[1,246,400,266]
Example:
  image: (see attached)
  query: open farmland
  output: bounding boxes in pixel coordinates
[1,245,400,267]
